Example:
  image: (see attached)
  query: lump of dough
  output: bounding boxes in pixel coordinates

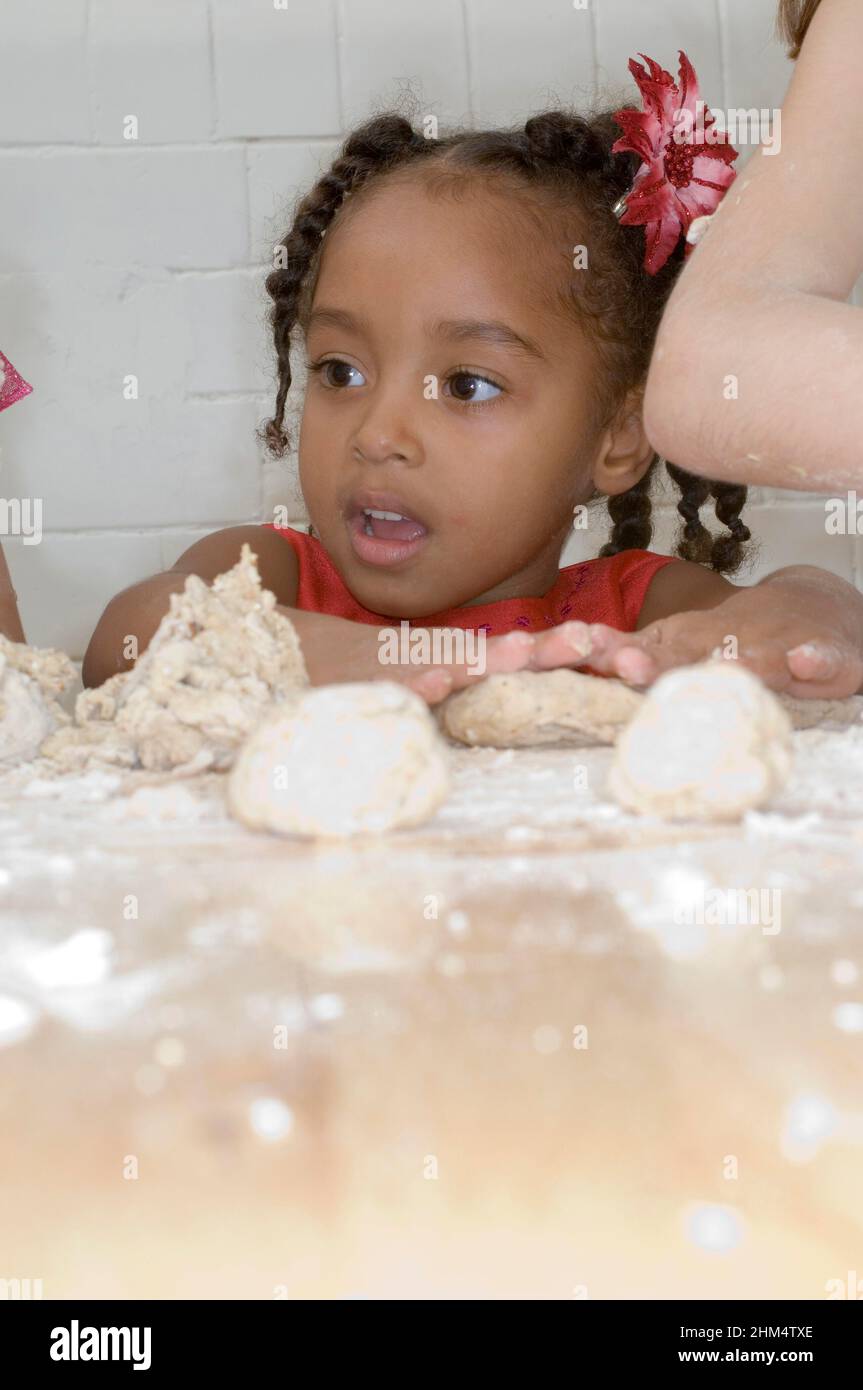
[40,545,308,775]
[228,681,450,837]
[0,636,76,766]
[0,665,57,765]
[608,661,792,821]
[438,669,643,748]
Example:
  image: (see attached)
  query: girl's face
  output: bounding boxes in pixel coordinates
[298,173,649,618]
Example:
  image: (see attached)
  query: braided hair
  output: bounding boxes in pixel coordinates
[260,107,750,575]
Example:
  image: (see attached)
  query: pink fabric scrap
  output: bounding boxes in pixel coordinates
[0,349,33,412]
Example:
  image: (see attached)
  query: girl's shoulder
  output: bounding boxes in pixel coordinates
[553,548,678,632]
[264,523,375,622]
[171,523,299,606]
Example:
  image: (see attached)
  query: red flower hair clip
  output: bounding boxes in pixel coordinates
[0,349,33,413]
[612,51,739,275]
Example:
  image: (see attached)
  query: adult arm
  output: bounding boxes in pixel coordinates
[0,544,25,643]
[644,0,863,492]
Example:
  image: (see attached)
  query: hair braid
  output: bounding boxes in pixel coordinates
[599,462,656,558]
[665,464,750,573]
[259,115,428,457]
[710,481,751,572]
[666,462,714,565]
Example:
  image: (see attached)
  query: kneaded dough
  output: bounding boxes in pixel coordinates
[608,661,792,821]
[41,545,308,775]
[438,669,643,748]
[228,681,450,837]
[0,635,76,766]
[780,691,863,732]
[436,665,859,751]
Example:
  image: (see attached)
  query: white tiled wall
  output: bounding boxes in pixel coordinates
[0,0,848,656]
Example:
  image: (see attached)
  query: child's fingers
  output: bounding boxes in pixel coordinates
[784,641,863,698]
[580,624,640,674]
[483,630,538,674]
[404,631,538,705]
[526,621,592,670]
[594,623,707,686]
[610,645,659,686]
[786,641,842,683]
[403,667,455,705]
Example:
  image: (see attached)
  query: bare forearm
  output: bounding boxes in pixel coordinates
[645,282,863,492]
[82,571,189,687]
[82,567,380,690]
[82,570,544,707]
[645,0,863,493]
[276,605,390,685]
[0,546,25,643]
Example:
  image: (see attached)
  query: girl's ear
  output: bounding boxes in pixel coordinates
[592,390,655,498]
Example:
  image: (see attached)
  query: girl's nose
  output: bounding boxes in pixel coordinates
[350,384,422,466]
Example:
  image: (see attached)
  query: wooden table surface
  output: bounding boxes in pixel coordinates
[1,727,862,1300]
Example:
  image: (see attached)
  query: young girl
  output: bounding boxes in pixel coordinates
[83,57,863,704]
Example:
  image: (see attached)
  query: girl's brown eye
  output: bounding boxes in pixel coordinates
[447,372,502,403]
[315,359,365,388]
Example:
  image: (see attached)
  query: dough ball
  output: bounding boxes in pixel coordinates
[0,660,57,766]
[228,681,451,837]
[608,662,792,821]
[438,669,643,748]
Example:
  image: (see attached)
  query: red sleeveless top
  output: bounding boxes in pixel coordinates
[264,524,675,634]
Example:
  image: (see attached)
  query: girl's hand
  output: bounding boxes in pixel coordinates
[392,620,595,703]
[581,602,863,700]
[400,628,546,704]
[285,605,552,706]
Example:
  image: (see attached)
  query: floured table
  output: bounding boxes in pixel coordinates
[1,719,862,1300]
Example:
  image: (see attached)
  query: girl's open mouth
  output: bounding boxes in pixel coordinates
[346,503,430,567]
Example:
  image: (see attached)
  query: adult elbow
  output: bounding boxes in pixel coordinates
[643,317,693,464]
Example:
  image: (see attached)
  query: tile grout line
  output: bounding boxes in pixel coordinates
[205,0,218,142]
[461,0,476,125]
[334,0,347,133]
[716,0,729,112]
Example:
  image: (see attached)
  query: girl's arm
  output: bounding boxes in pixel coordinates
[82,526,294,687]
[0,543,25,643]
[583,558,863,698]
[81,524,549,703]
[644,0,863,492]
